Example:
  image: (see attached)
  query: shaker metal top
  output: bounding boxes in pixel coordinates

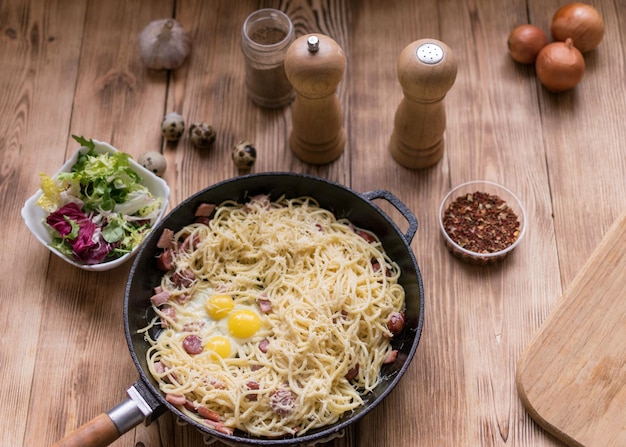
[307,35,320,53]
[416,43,444,64]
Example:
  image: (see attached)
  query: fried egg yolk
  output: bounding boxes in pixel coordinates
[204,335,233,358]
[227,308,261,339]
[205,294,235,320]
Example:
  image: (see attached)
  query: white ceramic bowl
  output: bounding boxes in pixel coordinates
[438,180,526,265]
[21,139,170,272]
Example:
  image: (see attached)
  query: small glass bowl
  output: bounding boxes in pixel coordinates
[438,180,526,265]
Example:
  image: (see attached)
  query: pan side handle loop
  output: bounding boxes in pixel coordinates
[363,190,418,243]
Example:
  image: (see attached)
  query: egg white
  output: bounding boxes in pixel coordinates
[174,290,267,358]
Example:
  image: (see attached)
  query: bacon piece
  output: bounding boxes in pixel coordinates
[154,361,166,375]
[202,419,234,435]
[258,339,270,353]
[195,203,216,217]
[195,216,212,225]
[157,249,174,271]
[150,289,170,306]
[345,364,359,380]
[197,405,221,422]
[270,388,296,416]
[245,381,260,401]
[156,228,174,249]
[165,393,186,405]
[182,334,203,355]
[356,229,376,243]
[258,298,272,314]
[207,377,226,389]
[244,194,270,212]
[179,234,199,253]
[172,268,195,288]
[160,306,176,327]
[383,350,398,364]
[333,310,349,324]
[184,399,197,412]
[387,312,405,336]
[175,293,192,304]
[182,321,205,332]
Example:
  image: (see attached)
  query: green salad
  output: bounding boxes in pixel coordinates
[36,135,164,265]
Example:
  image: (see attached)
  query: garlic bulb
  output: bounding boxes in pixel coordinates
[139,19,192,70]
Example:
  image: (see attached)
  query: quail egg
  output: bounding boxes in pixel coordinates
[232,141,257,169]
[138,151,167,176]
[161,112,185,141]
[189,122,216,149]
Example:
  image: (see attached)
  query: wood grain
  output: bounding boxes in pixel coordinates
[1,0,625,446]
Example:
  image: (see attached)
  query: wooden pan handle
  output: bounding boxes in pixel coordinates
[51,413,120,447]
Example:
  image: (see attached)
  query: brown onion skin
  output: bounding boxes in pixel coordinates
[551,2,605,53]
[508,24,548,64]
[535,38,585,92]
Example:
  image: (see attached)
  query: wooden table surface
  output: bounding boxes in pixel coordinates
[2,0,625,446]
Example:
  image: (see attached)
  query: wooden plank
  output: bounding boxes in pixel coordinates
[349,0,562,445]
[0,0,87,445]
[138,0,355,445]
[435,0,563,445]
[20,0,174,445]
[530,0,626,285]
[517,208,626,446]
[348,1,448,446]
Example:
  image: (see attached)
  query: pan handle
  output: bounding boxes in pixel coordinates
[51,381,160,447]
[362,190,418,243]
[50,413,121,447]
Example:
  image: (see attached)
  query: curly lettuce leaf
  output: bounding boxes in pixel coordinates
[59,141,142,213]
[36,173,64,212]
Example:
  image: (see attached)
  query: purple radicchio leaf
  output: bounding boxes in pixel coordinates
[46,202,113,264]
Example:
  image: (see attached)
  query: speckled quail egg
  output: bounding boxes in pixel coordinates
[161,112,185,141]
[232,141,257,169]
[189,122,216,149]
[138,151,167,176]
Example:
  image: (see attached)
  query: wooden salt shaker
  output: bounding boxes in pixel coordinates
[389,39,457,169]
[285,34,346,164]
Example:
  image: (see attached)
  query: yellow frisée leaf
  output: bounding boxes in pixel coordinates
[35,173,64,212]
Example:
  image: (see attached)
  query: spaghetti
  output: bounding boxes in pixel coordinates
[142,195,405,437]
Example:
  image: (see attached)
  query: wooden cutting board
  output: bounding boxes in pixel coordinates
[516,208,626,447]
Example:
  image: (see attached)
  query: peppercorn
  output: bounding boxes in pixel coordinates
[232,141,257,169]
[189,122,216,149]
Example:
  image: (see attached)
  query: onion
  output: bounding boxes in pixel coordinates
[551,2,605,53]
[535,38,585,92]
[508,24,548,64]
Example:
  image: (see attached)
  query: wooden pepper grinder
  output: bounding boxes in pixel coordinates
[389,39,458,169]
[285,34,346,164]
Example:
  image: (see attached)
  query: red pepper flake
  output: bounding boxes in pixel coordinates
[442,191,520,254]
